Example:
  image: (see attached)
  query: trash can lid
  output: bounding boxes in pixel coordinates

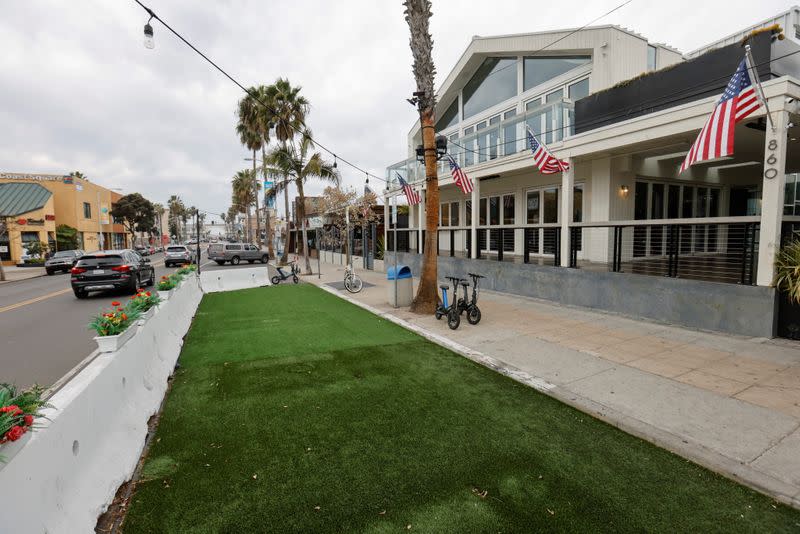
[387,265,412,280]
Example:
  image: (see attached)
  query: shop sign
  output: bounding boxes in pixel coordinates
[16,218,26,225]
[0,172,67,182]
[0,246,7,253]
[26,218,45,226]
[45,214,55,221]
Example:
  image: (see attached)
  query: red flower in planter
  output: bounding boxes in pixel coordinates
[0,405,22,417]
[23,415,34,427]
[111,301,121,307]
[4,425,26,442]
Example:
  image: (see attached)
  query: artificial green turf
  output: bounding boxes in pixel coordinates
[123,284,800,533]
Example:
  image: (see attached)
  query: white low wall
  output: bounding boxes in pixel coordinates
[200,266,271,293]
[319,251,385,273]
[0,276,204,534]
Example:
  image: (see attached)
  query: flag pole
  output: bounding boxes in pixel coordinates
[744,44,775,132]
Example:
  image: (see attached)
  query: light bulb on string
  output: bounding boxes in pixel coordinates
[143,16,155,49]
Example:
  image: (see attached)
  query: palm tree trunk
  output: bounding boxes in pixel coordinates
[262,147,274,259]
[296,179,312,275]
[252,150,262,247]
[409,109,439,314]
[280,174,290,265]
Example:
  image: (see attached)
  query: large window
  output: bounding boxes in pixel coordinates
[647,45,657,71]
[436,99,459,132]
[523,56,591,91]
[568,78,590,101]
[462,57,517,119]
[83,202,92,219]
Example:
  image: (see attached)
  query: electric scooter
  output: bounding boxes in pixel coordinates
[457,272,485,325]
[271,262,299,285]
[434,277,461,330]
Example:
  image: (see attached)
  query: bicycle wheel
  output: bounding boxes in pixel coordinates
[467,306,482,325]
[292,275,299,284]
[271,276,281,285]
[346,275,363,294]
[447,309,461,330]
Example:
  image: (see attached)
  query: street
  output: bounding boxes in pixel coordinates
[0,250,271,389]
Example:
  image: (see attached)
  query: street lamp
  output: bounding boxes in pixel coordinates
[143,14,155,49]
[415,135,448,163]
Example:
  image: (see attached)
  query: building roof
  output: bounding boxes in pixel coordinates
[0,182,52,216]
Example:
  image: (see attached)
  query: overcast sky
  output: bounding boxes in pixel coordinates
[0,0,790,219]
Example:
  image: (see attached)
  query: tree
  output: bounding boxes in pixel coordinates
[404,0,439,314]
[56,224,79,250]
[319,186,381,265]
[232,170,257,243]
[25,241,48,259]
[264,78,309,265]
[167,195,185,242]
[69,171,88,181]
[264,130,337,275]
[110,193,156,245]
[153,203,166,246]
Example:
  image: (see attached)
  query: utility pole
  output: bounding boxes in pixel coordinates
[196,209,201,275]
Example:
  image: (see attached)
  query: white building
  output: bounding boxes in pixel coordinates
[385,16,800,338]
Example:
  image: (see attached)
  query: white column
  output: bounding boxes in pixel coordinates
[471,178,480,259]
[756,108,790,286]
[418,189,425,254]
[560,160,575,267]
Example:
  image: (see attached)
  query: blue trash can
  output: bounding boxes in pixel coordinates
[387,265,413,306]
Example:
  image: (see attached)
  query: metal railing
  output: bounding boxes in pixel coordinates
[571,216,761,285]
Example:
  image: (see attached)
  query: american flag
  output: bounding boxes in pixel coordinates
[446,155,473,195]
[396,172,421,205]
[680,57,761,173]
[527,127,569,174]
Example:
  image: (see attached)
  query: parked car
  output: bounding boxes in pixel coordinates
[164,245,197,267]
[207,243,269,265]
[70,250,155,299]
[44,249,84,275]
[134,245,149,256]
[147,245,156,255]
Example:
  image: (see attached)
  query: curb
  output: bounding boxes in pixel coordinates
[317,283,800,509]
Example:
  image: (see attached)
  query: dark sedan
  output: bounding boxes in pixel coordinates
[44,249,84,275]
[70,249,155,299]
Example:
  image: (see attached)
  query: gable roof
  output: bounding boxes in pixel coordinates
[0,182,52,216]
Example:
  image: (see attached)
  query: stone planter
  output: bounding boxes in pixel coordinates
[93,324,137,353]
[137,306,156,326]
[158,289,174,301]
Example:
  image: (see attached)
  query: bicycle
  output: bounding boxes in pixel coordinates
[344,264,363,293]
[434,277,462,330]
[457,272,485,325]
[271,262,299,285]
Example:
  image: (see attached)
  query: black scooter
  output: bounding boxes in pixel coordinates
[434,277,462,330]
[271,262,299,285]
[457,272,484,325]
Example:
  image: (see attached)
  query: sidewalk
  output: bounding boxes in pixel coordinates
[0,265,46,283]
[307,263,800,507]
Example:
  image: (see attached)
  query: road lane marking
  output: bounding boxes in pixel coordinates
[0,288,73,314]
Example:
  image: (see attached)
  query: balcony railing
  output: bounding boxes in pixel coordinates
[386,98,575,186]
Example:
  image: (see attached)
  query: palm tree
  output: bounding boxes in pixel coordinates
[69,171,88,181]
[264,131,337,274]
[153,203,165,248]
[236,87,270,247]
[167,195,185,242]
[404,0,439,314]
[265,78,309,265]
[232,170,257,242]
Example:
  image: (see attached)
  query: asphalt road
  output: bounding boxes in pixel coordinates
[0,251,267,389]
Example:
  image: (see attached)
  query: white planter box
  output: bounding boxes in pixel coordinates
[157,289,174,301]
[93,324,137,353]
[137,306,156,326]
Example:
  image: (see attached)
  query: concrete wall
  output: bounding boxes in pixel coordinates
[0,276,204,533]
[395,252,777,338]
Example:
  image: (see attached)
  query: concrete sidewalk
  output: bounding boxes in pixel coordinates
[307,263,800,507]
[0,265,46,283]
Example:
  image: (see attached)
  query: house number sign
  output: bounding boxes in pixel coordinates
[764,138,779,180]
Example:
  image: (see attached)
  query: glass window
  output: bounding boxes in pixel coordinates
[503,109,517,156]
[546,89,563,103]
[489,115,501,160]
[479,198,487,225]
[476,122,487,163]
[83,202,92,219]
[647,45,657,71]
[568,78,590,101]
[573,185,583,223]
[462,57,518,119]
[545,90,563,143]
[450,202,460,226]
[465,199,472,226]
[440,203,450,226]
[634,182,648,220]
[651,184,664,219]
[464,126,474,167]
[503,195,515,225]
[489,196,500,225]
[527,191,540,224]
[436,99,459,132]
[543,188,558,223]
[682,187,694,218]
[523,56,591,91]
